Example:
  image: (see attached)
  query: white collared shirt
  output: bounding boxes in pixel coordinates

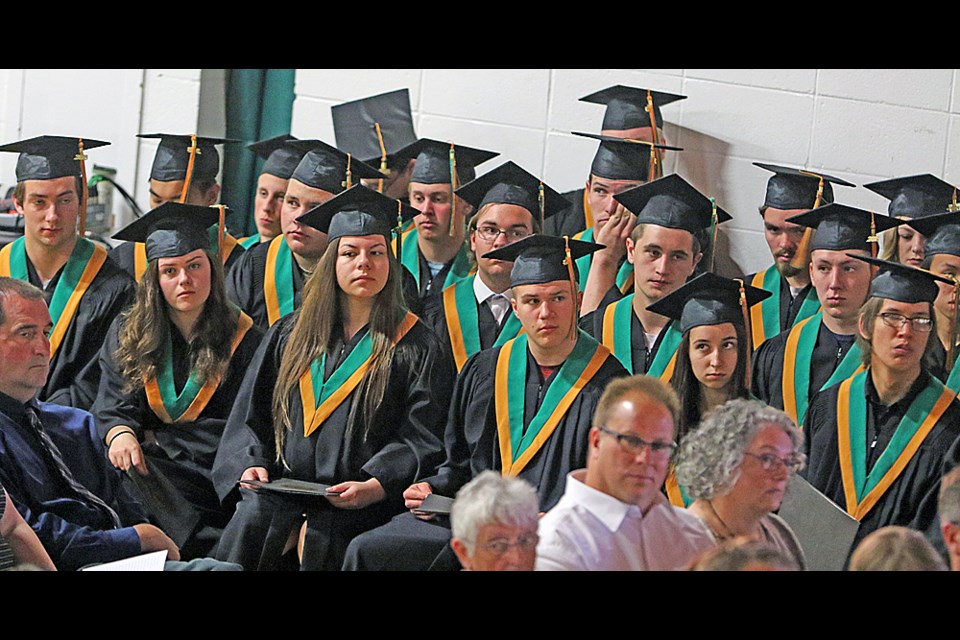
[473,274,511,326]
[535,470,716,571]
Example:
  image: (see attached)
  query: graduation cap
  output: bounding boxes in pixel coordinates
[613,173,732,235]
[786,203,900,253]
[247,134,306,180]
[0,135,109,181]
[580,85,686,131]
[902,210,960,259]
[288,140,385,194]
[647,272,772,334]
[572,132,682,183]
[455,161,570,227]
[331,89,418,172]
[296,184,418,244]
[863,174,959,220]
[138,133,235,183]
[847,254,953,304]
[482,234,604,288]
[406,138,499,185]
[112,201,222,262]
[754,163,855,211]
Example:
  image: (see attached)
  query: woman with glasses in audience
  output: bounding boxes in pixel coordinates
[675,398,807,570]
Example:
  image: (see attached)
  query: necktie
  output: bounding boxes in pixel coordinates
[487,295,508,326]
[25,404,122,528]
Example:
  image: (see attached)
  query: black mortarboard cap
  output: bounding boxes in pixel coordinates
[786,203,900,252]
[580,85,686,131]
[646,272,772,334]
[247,134,305,180]
[482,234,604,287]
[331,89,418,167]
[297,184,418,243]
[0,135,110,181]
[455,161,570,221]
[848,254,952,304]
[862,174,958,219]
[289,140,385,194]
[614,174,732,234]
[406,138,499,185]
[754,163,855,211]
[112,202,221,262]
[573,132,682,182]
[138,133,235,182]
[902,211,960,259]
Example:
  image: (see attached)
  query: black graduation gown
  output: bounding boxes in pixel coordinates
[25,252,134,410]
[212,311,454,570]
[341,336,627,571]
[420,285,515,369]
[108,238,246,281]
[752,320,858,412]
[802,370,960,552]
[744,270,818,335]
[543,187,588,237]
[581,290,676,376]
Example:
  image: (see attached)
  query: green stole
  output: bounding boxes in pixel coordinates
[946,356,960,395]
[442,275,523,372]
[601,293,682,377]
[750,265,820,349]
[399,227,473,290]
[572,227,633,293]
[264,235,295,326]
[239,234,261,249]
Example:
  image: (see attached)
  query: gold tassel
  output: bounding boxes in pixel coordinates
[737,278,752,390]
[709,197,719,273]
[644,90,664,180]
[448,143,458,237]
[343,153,353,190]
[539,181,545,230]
[75,138,89,237]
[563,235,578,341]
[789,174,823,272]
[180,134,200,204]
[214,204,226,259]
[374,122,389,194]
[867,211,879,258]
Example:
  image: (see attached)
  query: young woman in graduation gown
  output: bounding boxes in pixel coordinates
[213,186,454,571]
[92,203,263,559]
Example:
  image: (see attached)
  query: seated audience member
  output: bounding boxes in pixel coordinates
[675,398,807,570]
[0,278,237,570]
[0,482,55,570]
[939,466,960,571]
[691,539,800,571]
[535,375,715,571]
[848,526,947,571]
[449,471,539,572]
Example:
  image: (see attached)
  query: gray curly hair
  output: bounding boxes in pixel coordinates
[674,398,805,500]
[451,471,539,556]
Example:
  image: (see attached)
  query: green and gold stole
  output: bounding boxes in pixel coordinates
[782,312,864,427]
[239,234,261,250]
[600,293,681,378]
[441,276,523,372]
[0,237,107,358]
[495,331,611,477]
[144,311,254,423]
[664,466,693,507]
[572,227,633,294]
[397,227,473,291]
[945,353,960,396]
[264,235,295,327]
[298,312,418,437]
[750,265,820,349]
[836,370,954,520]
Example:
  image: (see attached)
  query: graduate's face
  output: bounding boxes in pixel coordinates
[809,249,873,324]
[762,207,808,278]
[148,179,220,208]
[587,391,674,509]
[15,176,80,251]
[281,179,332,260]
[688,323,738,392]
[409,182,473,241]
[510,281,581,352]
[861,299,933,373]
[335,235,390,299]
[728,425,794,516]
[0,294,51,402]
[470,204,534,285]
[157,249,211,315]
[253,173,287,241]
[896,222,926,268]
[627,224,701,303]
[453,522,539,572]
[930,253,960,325]
[587,176,645,230]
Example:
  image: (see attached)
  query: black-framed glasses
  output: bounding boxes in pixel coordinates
[597,425,677,457]
[479,532,539,555]
[473,226,531,243]
[878,312,933,332]
[743,452,803,474]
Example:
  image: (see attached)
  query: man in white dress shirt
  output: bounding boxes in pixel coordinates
[536,375,715,570]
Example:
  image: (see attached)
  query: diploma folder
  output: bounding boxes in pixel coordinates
[417,493,455,516]
[240,478,340,497]
[778,474,860,571]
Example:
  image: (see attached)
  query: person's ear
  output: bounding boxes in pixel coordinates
[450,538,472,571]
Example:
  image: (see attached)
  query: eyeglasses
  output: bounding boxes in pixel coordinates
[597,425,677,457]
[743,452,804,474]
[878,312,933,332]
[473,226,531,243]
[479,532,539,555]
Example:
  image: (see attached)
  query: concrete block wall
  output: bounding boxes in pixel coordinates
[293,69,960,276]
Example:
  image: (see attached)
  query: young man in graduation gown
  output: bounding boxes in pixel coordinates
[224,140,385,330]
[802,257,960,551]
[109,133,246,282]
[752,204,900,426]
[419,161,558,371]
[0,136,135,410]
[746,164,855,349]
[395,139,498,302]
[546,85,684,237]
[581,174,722,379]
[342,234,628,571]
[238,134,308,249]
